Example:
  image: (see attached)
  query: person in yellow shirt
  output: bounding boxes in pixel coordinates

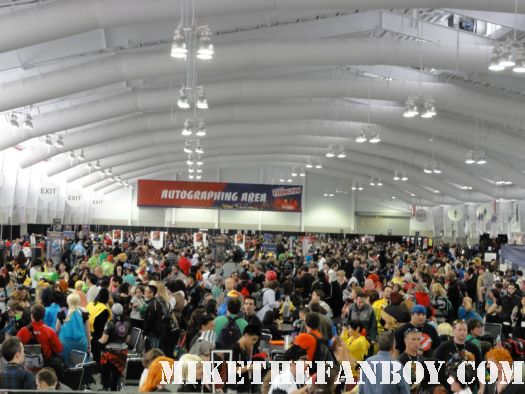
[340,321,370,379]
[372,285,392,335]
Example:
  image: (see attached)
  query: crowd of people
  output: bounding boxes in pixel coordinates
[0,232,522,394]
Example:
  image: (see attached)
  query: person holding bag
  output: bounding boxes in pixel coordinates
[56,292,90,366]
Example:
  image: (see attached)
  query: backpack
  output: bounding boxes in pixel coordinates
[308,333,337,367]
[502,338,525,361]
[114,320,128,338]
[218,316,241,349]
[24,325,44,369]
[239,281,252,297]
[254,288,267,310]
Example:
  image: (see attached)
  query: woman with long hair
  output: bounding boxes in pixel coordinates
[56,293,90,366]
[511,295,525,339]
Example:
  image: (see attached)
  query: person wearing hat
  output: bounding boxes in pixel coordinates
[255,272,280,321]
[394,304,440,357]
[99,303,130,391]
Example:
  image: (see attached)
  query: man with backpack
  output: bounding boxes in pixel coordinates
[99,303,130,391]
[16,304,63,378]
[214,297,248,349]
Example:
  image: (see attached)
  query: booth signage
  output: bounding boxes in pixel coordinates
[137,179,302,212]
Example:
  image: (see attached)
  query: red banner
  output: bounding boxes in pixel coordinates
[137,179,302,212]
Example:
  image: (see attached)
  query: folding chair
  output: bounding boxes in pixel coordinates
[61,350,97,391]
[125,333,146,385]
[484,323,503,340]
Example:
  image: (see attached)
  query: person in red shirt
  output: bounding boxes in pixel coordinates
[178,252,191,276]
[17,304,63,376]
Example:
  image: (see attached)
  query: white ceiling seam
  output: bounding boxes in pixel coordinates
[44,119,525,190]
[0,38,501,112]
[12,74,525,155]
[1,0,524,54]
[26,102,525,170]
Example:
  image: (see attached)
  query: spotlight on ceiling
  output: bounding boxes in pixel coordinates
[181,119,193,136]
[299,168,306,177]
[171,25,187,59]
[195,119,206,137]
[177,88,190,109]
[23,114,33,129]
[44,135,53,146]
[465,150,476,165]
[314,161,322,169]
[336,147,346,159]
[291,168,298,177]
[325,146,335,158]
[355,131,367,143]
[55,135,64,148]
[401,171,408,181]
[369,134,381,144]
[393,171,400,181]
[421,97,437,119]
[433,163,442,174]
[306,161,313,169]
[94,160,101,170]
[403,97,419,118]
[196,88,208,109]
[78,149,86,161]
[196,26,214,60]
[476,151,487,165]
[423,162,433,174]
[9,113,19,128]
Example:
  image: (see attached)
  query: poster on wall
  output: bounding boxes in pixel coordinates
[137,179,302,212]
[193,232,208,248]
[150,231,164,249]
[112,229,123,245]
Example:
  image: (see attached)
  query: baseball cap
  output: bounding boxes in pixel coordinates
[412,304,427,315]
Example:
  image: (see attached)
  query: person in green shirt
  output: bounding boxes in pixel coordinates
[88,250,101,270]
[214,297,248,347]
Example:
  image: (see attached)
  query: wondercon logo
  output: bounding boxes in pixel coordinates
[158,360,525,386]
[272,187,302,198]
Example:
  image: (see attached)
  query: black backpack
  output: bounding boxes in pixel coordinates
[309,333,336,364]
[218,316,241,349]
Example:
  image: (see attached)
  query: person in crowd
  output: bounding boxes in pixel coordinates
[130,284,146,330]
[35,367,72,391]
[293,312,324,362]
[139,348,165,389]
[359,331,410,394]
[480,348,522,394]
[214,296,248,348]
[86,287,111,364]
[499,283,521,336]
[347,291,377,345]
[242,295,262,329]
[86,273,99,303]
[188,312,216,353]
[266,344,309,394]
[225,323,261,393]
[458,297,482,322]
[143,284,164,351]
[16,304,63,377]
[139,355,176,392]
[437,322,454,343]
[0,336,36,390]
[99,303,130,391]
[256,271,280,321]
[395,305,440,357]
[340,320,370,380]
[466,319,484,352]
[310,289,333,318]
[56,292,90,366]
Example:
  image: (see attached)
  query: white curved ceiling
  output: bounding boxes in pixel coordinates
[1,0,525,207]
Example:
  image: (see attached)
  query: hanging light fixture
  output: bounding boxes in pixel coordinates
[465,150,476,164]
[357,184,364,191]
[55,135,64,148]
[196,26,214,60]
[183,141,193,154]
[291,168,298,177]
[355,131,368,143]
[188,167,195,173]
[325,146,335,158]
[196,155,203,166]
[369,134,381,144]
[433,162,442,174]
[94,160,101,170]
[44,135,53,146]
[401,171,408,181]
[393,171,400,181]
[189,174,195,180]
[279,175,285,183]
[351,183,357,191]
[8,113,19,128]
[306,160,314,169]
[171,25,187,59]
[23,114,33,129]
[186,155,194,166]
[370,177,376,186]
[196,88,208,109]
[68,151,76,160]
[314,161,322,169]
[336,146,346,158]
[196,175,202,180]
[195,119,206,137]
[423,162,433,174]
[499,41,516,68]
[177,88,190,109]
[195,143,204,154]
[181,119,193,136]
[421,97,437,119]
[299,168,306,177]
[488,44,506,71]
[476,151,487,165]
[403,96,419,118]
[78,149,86,161]
[513,48,525,73]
